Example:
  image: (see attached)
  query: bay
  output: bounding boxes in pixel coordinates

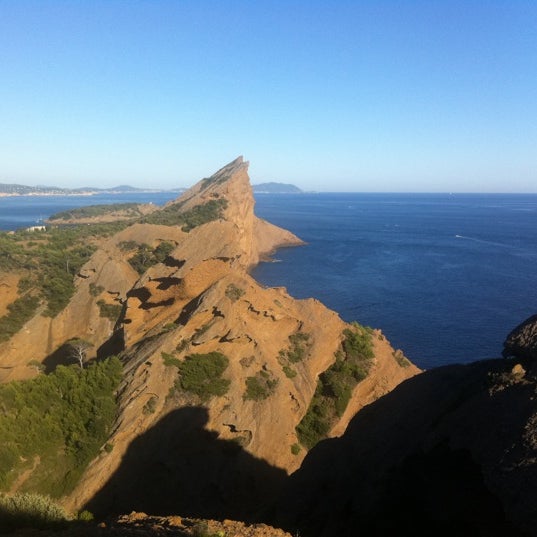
[0,192,178,231]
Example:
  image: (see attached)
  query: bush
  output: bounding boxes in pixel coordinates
[0,357,122,496]
[161,352,181,368]
[296,323,374,450]
[176,352,230,402]
[89,283,104,296]
[0,294,39,342]
[282,332,311,364]
[97,300,122,321]
[0,492,70,531]
[393,349,411,367]
[128,241,175,274]
[244,370,278,401]
[282,365,297,379]
[140,199,227,230]
[77,510,94,522]
[225,283,245,301]
[142,396,158,415]
[180,199,228,232]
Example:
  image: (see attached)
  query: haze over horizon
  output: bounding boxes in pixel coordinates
[1,2,536,193]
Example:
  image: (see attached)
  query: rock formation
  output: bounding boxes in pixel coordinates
[0,157,419,522]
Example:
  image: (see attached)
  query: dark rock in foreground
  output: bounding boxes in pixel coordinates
[503,314,537,361]
[273,341,537,536]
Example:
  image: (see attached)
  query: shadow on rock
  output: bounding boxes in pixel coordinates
[85,406,287,522]
[42,342,73,373]
[273,359,535,537]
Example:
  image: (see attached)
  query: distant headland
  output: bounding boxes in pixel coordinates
[252,182,303,193]
[0,182,185,197]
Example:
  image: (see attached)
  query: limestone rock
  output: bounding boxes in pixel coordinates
[0,157,419,523]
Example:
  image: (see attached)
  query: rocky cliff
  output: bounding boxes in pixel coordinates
[0,157,418,521]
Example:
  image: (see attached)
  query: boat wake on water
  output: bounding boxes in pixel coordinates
[454,234,514,249]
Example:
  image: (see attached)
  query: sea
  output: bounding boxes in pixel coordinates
[1,191,536,370]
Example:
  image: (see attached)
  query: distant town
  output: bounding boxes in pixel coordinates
[0,183,184,197]
[0,182,303,197]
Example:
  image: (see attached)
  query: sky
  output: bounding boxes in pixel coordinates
[0,1,536,192]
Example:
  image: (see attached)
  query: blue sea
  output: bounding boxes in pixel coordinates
[252,193,537,369]
[0,192,178,231]
[1,192,536,369]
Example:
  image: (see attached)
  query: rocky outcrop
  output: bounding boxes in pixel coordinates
[503,314,537,362]
[0,157,419,523]
[61,159,418,517]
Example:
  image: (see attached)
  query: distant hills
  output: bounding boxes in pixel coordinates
[253,182,303,193]
[0,182,184,196]
[0,181,301,196]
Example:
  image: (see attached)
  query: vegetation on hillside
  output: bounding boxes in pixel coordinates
[176,352,231,402]
[162,350,231,402]
[296,323,374,450]
[277,331,311,379]
[0,357,122,497]
[0,191,227,341]
[225,283,245,302]
[140,198,227,230]
[49,203,145,221]
[0,493,70,531]
[0,295,38,343]
[243,369,279,401]
[121,241,175,274]
[0,228,99,337]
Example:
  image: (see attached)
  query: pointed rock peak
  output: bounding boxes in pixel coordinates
[198,156,249,191]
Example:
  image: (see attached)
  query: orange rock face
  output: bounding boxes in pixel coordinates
[0,157,419,518]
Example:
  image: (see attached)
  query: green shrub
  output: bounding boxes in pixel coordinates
[283,331,311,364]
[89,283,104,296]
[342,322,374,360]
[140,199,227,230]
[128,243,154,274]
[393,349,411,367]
[138,201,187,226]
[291,443,301,455]
[77,510,94,522]
[153,241,174,262]
[161,352,181,368]
[97,300,122,321]
[176,339,190,352]
[225,284,245,301]
[243,370,278,401]
[118,240,138,251]
[296,323,374,450]
[180,199,228,232]
[0,294,39,342]
[282,365,297,379]
[0,492,69,531]
[0,357,122,496]
[160,322,177,334]
[128,241,175,274]
[176,352,230,401]
[142,396,158,415]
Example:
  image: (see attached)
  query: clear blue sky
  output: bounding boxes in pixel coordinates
[1,1,536,192]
